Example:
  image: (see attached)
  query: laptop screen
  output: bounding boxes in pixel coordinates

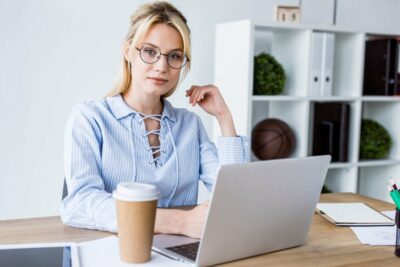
[0,246,72,267]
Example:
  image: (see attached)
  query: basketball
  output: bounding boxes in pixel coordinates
[251,118,296,160]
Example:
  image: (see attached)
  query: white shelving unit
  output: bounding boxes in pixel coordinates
[213,20,400,203]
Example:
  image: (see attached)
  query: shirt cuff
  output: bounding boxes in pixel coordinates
[93,197,118,233]
[217,136,250,165]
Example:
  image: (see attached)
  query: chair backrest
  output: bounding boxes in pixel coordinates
[62,178,68,200]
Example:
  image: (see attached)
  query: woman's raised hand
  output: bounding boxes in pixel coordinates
[185,85,237,137]
[185,85,230,119]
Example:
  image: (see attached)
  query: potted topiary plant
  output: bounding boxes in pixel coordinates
[359,119,392,159]
[321,185,332,194]
[253,53,285,95]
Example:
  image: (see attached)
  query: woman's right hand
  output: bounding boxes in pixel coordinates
[180,201,210,238]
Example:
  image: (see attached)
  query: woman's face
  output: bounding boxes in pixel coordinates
[125,23,184,98]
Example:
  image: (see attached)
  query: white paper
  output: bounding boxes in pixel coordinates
[78,236,188,267]
[316,203,393,224]
[351,211,397,246]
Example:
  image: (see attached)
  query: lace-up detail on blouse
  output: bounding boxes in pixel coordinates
[139,113,163,165]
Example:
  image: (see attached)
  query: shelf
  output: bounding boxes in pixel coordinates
[361,96,400,102]
[358,165,400,204]
[362,102,400,159]
[253,20,400,36]
[253,96,400,102]
[254,22,356,34]
[214,20,400,201]
[325,168,358,193]
[357,159,400,167]
[252,96,360,102]
[309,96,358,102]
[253,27,311,96]
[332,32,365,97]
[252,95,306,101]
[328,162,355,169]
[251,101,310,157]
[249,160,400,168]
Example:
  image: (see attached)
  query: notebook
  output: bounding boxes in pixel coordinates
[316,203,394,226]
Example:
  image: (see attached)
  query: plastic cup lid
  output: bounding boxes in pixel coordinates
[113,182,160,202]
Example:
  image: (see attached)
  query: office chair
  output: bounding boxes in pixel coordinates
[62,178,68,200]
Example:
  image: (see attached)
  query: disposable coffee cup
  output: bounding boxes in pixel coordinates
[113,182,160,263]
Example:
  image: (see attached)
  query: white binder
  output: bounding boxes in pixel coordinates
[308,32,323,96]
[308,32,335,97]
[320,33,335,97]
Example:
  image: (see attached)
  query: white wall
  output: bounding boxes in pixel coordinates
[1,0,399,220]
[0,0,151,220]
[336,0,400,33]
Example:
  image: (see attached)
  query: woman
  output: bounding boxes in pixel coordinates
[60,1,250,238]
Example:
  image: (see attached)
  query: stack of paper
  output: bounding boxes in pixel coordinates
[351,211,396,246]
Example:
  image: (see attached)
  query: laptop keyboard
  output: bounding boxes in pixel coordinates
[165,242,200,261]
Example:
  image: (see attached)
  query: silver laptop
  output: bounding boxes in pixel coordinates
[152,155,331,266]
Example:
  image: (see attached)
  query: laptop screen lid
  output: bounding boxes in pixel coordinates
[196,155,330,266]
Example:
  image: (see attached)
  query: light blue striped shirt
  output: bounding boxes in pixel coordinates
[60,94,250,232]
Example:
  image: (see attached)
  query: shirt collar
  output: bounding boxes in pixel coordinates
[161,99,177,123]
[106,94,176,122]
[106,94,136,120]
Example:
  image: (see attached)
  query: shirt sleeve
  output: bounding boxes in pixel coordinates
[60,105,118,233]
[197,115,250,192]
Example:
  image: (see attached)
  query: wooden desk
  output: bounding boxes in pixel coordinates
[1,193,399,266]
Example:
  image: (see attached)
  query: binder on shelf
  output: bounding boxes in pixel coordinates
[363,38,400,96]
[320,121,334,156]
[308,32,335,97]
[338,104,350,162]
[312,102,350,162]
[309,32,323,96]
[321,33,335,97]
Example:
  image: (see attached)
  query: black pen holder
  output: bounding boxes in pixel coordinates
[395,208,400,257]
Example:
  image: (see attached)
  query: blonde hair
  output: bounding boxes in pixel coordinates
[107,1,191,98]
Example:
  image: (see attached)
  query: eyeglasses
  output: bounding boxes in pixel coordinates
[135,45,189,69]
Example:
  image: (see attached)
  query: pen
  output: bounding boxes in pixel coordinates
[388,184,400,209]
[391,178,398,191]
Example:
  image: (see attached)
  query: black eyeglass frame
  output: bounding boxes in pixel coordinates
[135,46,189,69]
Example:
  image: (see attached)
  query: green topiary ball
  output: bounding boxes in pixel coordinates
[253,53,285,95]
[359,119,392,159]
